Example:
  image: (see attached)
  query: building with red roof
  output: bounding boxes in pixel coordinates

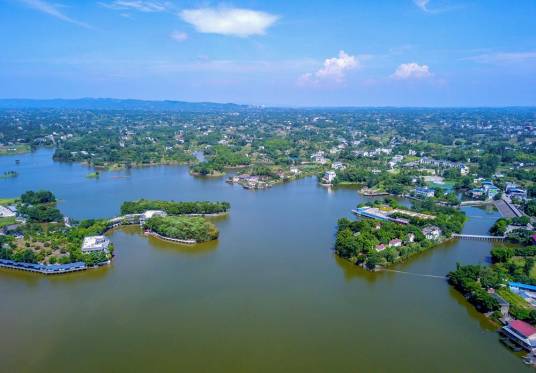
[502,320,536,351]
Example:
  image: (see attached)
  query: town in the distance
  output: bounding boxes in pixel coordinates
[1,101,536,364]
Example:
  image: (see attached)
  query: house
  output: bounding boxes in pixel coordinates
[310,151,327,165]
[415,187,435,198]
[469,187,486,199]
[81,236,111,253]
[323,171,337,183]
[332,162,346,170]
[407,233,415,243]
[502,320,536,351]
[0,205,16,218]
[481,181,500,199]
[289,167,300,175]
[375,244,386,252]
[388,239,402,248]
[422,226,442,240]
[506,183,528,200]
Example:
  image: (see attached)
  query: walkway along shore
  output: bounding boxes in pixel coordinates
[144,230,197,245]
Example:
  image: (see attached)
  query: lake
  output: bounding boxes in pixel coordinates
[0,149,528,372]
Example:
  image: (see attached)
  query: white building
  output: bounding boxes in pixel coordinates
[323,171,337,183]
[422,226,442,241]
[140,210,167,225]
[332,162,346,170]
[0,205,16,218]
[82,236,111,253]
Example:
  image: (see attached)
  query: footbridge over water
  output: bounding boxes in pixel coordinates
[451,233,505,241]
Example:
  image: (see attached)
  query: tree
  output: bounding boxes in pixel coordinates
[491,247,513,263]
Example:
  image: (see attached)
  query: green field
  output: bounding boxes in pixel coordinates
[0,216,16,228]
[0,144,31,155]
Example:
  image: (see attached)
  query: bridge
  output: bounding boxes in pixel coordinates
[451,233,505,241]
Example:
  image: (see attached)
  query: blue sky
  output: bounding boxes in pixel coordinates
[1,0,535,106]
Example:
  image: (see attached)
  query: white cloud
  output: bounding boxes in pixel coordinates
[179,7,278,37]
[413,0,430,12]
[19,0,91,28]
[391,63,432,79]
[299,51,359,85]
[100,1,168,12]
[170,31,188,42]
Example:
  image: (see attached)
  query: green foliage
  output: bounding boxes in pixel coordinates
[491,246,513,263]
[18,204,63,223]
[447,264,500,313]
[120,200,230,215]
[20,190,56,205]
[490,218,509,236]
[335,217,428,268]
[144,216,219,242]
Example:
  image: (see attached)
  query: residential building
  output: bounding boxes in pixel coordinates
[415,187,435,198]
[81,236,111,253]
[422,226,442,240]
[388,239,402,248]
[375,244,386,252]
[323,171,337,183]
[332,162,346,170]
[502,320,536,351]
[0,205,16,218]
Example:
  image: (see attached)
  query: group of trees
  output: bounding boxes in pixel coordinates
[0,218,113,266]
[144,216,219,242]
[447,264,501,313]
[120,200,230,215]
[18,190,63,223]
[491,245,536,285]
[20,190,56,205]
[335,217,428,269]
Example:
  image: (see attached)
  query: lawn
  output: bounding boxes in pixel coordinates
[0,216,17,228]
[497,288,532,311]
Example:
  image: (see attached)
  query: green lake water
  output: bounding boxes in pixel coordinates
[0,149,528,372]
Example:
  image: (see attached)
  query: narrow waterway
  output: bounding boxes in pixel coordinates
[0,149,527,372]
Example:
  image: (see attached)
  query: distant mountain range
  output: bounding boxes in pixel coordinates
[0,98,253,112]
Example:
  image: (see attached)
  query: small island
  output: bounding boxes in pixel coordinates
[120,199,230,216]
[144,215,219,244]
[335,198,466,270]
[0,170,18,179]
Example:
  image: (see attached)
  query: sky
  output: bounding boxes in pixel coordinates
[0,0,535,107]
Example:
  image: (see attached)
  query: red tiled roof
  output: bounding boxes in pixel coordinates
[510,320,536,338]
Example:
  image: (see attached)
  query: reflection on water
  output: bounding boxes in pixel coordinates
[0,149,529,372]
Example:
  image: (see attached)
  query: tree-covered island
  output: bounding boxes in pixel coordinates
[143,216,219,244]
[335,198,467,270]
[120,199,230,216]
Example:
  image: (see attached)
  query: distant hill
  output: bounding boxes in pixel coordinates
[0,98,252,112]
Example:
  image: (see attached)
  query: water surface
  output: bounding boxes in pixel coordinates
[0,149,527,372]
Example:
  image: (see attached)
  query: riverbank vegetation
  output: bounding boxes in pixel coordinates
[144,216,218,243]
[17,190,63,223]
[120,200,230,215]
